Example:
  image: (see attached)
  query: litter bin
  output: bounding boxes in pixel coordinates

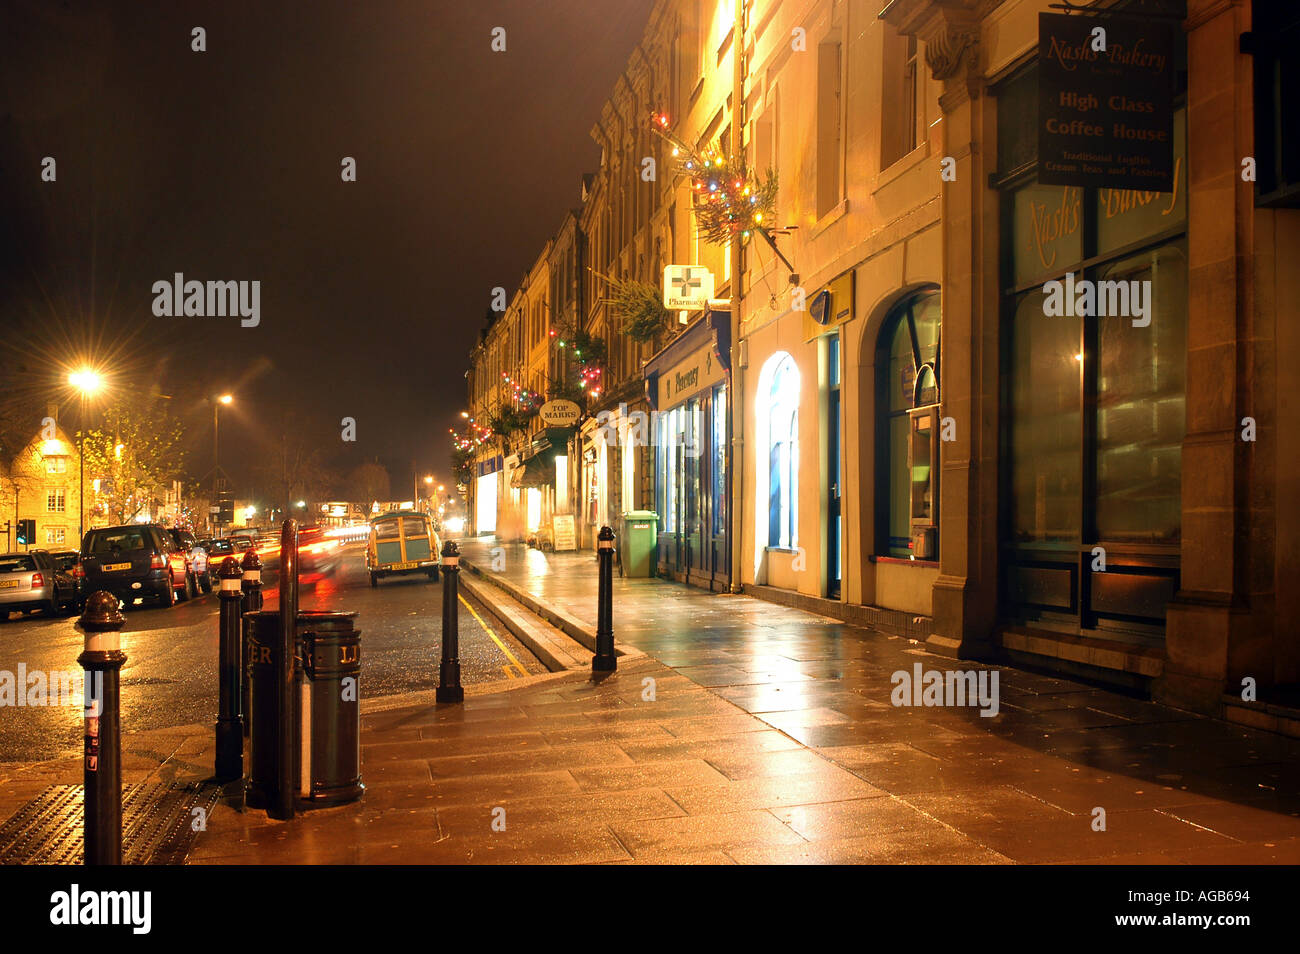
[620,511,659,578]
[245,610,364,810]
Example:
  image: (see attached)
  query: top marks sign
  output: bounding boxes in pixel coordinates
[1037,12,1176,192]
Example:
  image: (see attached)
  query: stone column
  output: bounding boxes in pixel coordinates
[886,0,1000,660]
[1161,0,1275,713]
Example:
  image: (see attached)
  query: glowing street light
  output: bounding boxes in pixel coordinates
[68,368,105,543]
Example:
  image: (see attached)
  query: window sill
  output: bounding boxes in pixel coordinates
[872,139,932,194]
[810,198,850,239]
[870,555,939,568]
[765,546,800,555]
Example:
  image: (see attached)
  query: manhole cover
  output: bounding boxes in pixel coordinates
[0,781,220,865]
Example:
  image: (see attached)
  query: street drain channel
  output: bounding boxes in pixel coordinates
[0,781,220,865]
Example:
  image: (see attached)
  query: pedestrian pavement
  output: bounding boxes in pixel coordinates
[179,538,1300,864]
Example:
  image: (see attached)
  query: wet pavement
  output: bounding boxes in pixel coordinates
[434,539,1300,863]
[0,543,543,762]
[169,539,1300,864]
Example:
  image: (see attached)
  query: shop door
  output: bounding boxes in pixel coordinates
[709,385,728,588]
[827,337,842,598]
[682,399,702,576]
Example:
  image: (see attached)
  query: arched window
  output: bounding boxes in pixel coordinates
[767,354,799,549]
[876,290,940,558]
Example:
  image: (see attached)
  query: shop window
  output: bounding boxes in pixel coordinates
[1009,289,1081,543]
[1095,246,1187,543]
[712,385,727,537]
[765,354,799,549]
[876,290,940,558]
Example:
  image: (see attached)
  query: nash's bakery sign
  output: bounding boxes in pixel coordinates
[1037,12,1175,191]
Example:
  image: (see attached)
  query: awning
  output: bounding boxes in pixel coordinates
[510,451,554,488]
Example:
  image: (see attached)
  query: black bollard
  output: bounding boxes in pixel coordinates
[77,592,126,865]
[215,557,244,781]
[593,526,617,672]
[436,540,463,704]
[273,519,299,822]
[239,550,262,739]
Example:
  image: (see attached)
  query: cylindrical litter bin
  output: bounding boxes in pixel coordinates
[245,610,363,810]
[619,511,659,578]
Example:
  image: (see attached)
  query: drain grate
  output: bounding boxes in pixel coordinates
[0,781,221,865]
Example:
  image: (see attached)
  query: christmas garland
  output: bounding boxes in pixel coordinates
[651,112,778,246]
[605,274,672,343]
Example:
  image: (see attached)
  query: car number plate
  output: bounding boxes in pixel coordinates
[391,561,417,570]
[103,562,132,571]
[0,579,19,589]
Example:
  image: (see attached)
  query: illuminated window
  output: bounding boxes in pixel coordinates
[765,354,799,549]
[47,490,66,513]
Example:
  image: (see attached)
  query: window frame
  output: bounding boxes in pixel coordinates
[874,288,942,559]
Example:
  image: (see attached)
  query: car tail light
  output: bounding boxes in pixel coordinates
[150,552,165,569]
[31,572,44,587]
[72,564,84,579]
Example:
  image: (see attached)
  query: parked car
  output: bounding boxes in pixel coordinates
[169,529,212,593]
[366,512,441,587]
[80,524,196,608]
[0,551,78,618]
[49,550,85,609]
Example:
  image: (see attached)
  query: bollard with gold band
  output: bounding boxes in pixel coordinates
[593,526,617,672]
[239,549,262,739]
[436,540,463,703]
[216,557,244,781]
[77,592,126,865]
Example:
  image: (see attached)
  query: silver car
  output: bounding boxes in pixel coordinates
[0,551,76,618]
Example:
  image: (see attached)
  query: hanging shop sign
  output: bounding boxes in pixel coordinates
[539,399,581,427]
[663,265,716,310]
[1037,12,1176,192]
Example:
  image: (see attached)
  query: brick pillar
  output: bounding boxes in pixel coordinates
[1161,0,1276,713]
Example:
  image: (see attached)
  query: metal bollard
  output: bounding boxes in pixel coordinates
[77,592,126,865]
[436,540,463,704]
[239,550,262,739]
[215,557,244,781]
[593,526,617,672]
[273,518,299,822]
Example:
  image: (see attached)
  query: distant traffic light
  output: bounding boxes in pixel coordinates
[15,519,35,546]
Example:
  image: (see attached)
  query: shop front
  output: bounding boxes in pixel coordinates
[644,307,731,590]
[995,58,1188,648]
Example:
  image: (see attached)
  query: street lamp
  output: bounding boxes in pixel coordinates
[68,368,104,544]
[213,393,233,531]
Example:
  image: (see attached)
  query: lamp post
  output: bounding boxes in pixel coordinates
[68,369,104,545]
[210,394,232,534]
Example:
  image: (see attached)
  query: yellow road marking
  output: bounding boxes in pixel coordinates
[459,593,528,678]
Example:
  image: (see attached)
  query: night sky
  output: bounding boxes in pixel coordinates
[0,0,656,499]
